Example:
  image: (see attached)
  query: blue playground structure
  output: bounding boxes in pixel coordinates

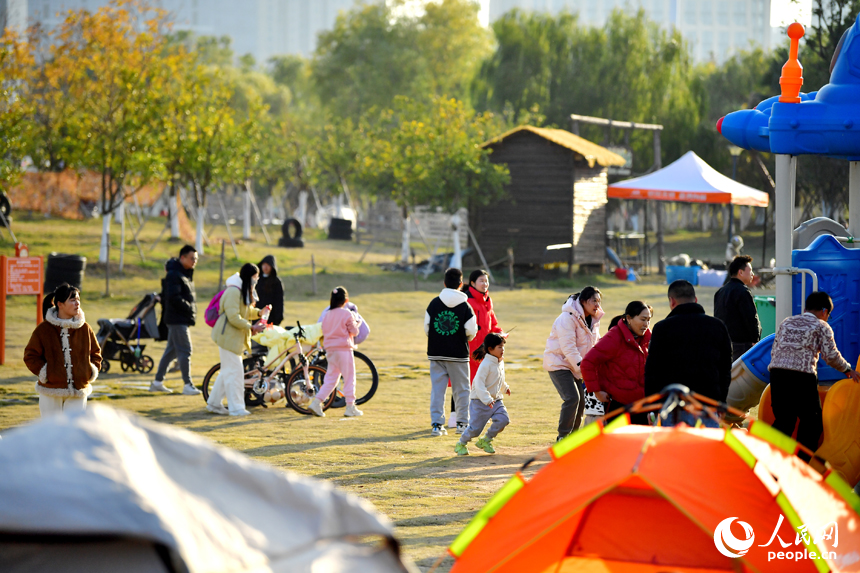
[720,16,860,416]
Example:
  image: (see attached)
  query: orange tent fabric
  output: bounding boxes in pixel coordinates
[449,418,860,573]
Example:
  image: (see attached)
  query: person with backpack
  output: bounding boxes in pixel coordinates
[206,263,269,416]
[425,268,478,436]
[151,245,199,395]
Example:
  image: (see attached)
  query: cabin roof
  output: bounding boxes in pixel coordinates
[482,125,626,168]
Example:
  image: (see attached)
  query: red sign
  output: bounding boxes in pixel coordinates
[0,255,44,365]
[5,257,42,295]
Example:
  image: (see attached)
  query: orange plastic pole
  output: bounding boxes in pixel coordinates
[0,255,6,366]
[779,23,805,103]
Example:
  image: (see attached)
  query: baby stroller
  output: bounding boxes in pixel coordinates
[96,293,163,374]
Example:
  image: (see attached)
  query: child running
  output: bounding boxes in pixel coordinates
[455,333,510,455]
[309,286,364,417]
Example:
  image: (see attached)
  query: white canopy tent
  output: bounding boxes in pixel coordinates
[607,151,769,271]
[0,406,414,573]
[607,150,769,207]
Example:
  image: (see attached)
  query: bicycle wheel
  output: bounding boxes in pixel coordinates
[328,350,379,408]
[201,354,266,406]
[285,364,336,414]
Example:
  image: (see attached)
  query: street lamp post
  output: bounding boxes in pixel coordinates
[728,145,743,244]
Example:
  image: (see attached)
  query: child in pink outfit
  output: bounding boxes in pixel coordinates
[309,286,364,417]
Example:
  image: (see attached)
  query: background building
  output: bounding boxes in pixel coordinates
[27,0,358,62]
[489,0,773,63]
[1,0,28,34]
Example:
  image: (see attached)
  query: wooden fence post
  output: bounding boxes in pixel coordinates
[507,248,515,289]
[218,240,225,291]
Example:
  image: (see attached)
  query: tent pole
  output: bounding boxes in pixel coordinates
[653,130,665,275]
[775,155,795,325]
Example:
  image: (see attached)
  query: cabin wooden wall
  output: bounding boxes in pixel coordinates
[573,163,608,266]
[472,131,575,266]
[473,130,609,267]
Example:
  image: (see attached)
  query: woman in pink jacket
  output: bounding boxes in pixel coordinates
[543,287,603,440]
[309,286,364,418]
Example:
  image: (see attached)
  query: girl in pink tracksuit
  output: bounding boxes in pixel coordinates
[309,287,364,417]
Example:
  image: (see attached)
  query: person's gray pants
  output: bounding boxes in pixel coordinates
[459,399,509,443]
[155,324,193,386]
[549,369,585,438]
[429,360,470,426]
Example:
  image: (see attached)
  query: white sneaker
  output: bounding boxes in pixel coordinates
[206,404,228,415]
[308,399,325,417]
[182,384,202,396]
[229,409,251,417]
[448,410,458,428]
[344,404,364,417]
[149,381,172,393]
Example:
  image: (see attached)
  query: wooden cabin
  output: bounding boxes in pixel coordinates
[472,126,625,270]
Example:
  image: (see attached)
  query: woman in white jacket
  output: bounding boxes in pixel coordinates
[543,287,604,440]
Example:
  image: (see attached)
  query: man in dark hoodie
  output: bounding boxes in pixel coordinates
[255,255,284,326]
[151,245,199,394]
[425,268,478,436]
[644,280,733,403]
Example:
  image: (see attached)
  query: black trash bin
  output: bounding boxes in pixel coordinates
[328,218,353,241]
[44,253,87,293]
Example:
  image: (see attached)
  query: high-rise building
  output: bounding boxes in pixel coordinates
[2,0,28,34]
[489,0,772,63]
[28,0,360,62]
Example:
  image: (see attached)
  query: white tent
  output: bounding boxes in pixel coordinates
[607,151,769,207]
[0,406,414,573]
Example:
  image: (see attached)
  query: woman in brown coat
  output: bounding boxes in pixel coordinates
[24,283,102,416]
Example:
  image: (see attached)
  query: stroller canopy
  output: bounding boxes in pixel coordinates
[0,405,411,573]
[449,417,860,573]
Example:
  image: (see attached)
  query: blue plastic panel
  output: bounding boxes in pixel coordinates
[792,235,860,380]
[741,334,775,384]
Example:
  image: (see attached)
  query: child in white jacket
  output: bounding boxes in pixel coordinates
[455,333,510,455]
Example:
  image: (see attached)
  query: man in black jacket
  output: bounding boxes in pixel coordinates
[644,280,733,404]
[714,255,761,362]
[151,245,199,395]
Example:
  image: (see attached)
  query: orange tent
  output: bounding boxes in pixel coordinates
[449,417,860,573]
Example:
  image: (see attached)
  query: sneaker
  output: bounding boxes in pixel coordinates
[475,437,496,454]
[431,423,448,437]
[182,384,202,396]
[456,422,468,435]
[447,410,458,428]
[149,381,172,393]
[308,399,325,417]
[229,409,251,417]
[454,442,469,456]
[206,404,228,415]
[344,404,364,417]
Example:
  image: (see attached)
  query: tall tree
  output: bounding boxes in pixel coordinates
[0,28,32,194]
[312,0,490,121]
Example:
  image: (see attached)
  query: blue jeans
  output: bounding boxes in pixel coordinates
[155,324,193,386]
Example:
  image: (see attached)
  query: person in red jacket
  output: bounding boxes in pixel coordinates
[581,301,652,425]
[464,270,503,383]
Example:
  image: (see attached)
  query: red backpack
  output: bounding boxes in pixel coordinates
[204,285,238,327]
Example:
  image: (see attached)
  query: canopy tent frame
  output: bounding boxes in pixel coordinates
[608,151,770,273]
[570,114,665,274]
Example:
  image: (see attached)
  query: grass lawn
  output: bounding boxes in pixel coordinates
[0,213,774,571]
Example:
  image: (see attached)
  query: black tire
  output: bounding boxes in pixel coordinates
[137,355,154,374]
[47,253,87,272]
[0,193,10,227]
[282,218,303,239]
[285,364,336,414]
[100,359,111,374]
[328,218,353,240]
[44,253,86,292]
[278,236,304,248]
[201,354,266,406]
[327,350,379,408]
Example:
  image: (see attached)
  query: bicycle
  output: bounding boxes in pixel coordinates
[201,322,336,414]
[304,347,379,408]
